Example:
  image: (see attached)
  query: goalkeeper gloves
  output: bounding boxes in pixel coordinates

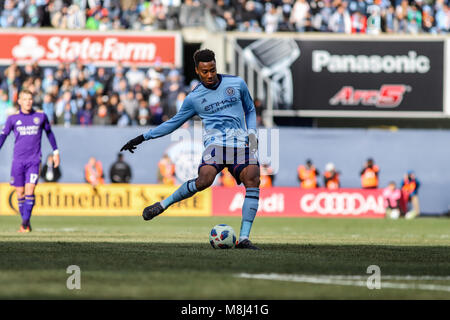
[120,134,145,153]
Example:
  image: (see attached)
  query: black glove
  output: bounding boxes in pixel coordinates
[248,132,258,154]
[120,135,145,153]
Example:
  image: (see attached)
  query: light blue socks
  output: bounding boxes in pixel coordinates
[239,187,260,241]
[161,179,198,209]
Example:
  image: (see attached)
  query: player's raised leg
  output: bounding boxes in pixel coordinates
[236,164,260,250]
[143,165,218,221]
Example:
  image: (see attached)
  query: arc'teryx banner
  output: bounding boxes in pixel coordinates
[237,38,444,112]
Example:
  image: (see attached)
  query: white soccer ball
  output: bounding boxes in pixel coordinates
[209,224,236,249]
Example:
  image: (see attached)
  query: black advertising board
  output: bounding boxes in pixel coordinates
[236,38,444,113]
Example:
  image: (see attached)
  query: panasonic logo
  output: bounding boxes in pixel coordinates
[312,50,430,74]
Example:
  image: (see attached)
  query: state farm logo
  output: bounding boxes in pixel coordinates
[12,36,46,59]
[11,35,157,62]
[300,192,385,216]
[330,85,411,108]
[229,193,284,213]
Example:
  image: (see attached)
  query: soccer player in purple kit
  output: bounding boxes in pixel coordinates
[0,89,60,232]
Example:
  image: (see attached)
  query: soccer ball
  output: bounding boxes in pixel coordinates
[209,224,236,249]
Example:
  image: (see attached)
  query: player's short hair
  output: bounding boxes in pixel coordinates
[19,89,33,98]
[193,49,216,68]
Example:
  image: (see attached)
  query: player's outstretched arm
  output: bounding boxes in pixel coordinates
[121,97,196,154]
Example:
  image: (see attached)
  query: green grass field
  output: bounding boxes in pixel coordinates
[0,215,449,299]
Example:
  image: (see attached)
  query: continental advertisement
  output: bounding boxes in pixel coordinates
[0,183,211,216]
[0,184,385,218]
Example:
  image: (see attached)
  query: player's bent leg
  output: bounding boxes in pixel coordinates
[236,165,261,250]
[143,166,217,221]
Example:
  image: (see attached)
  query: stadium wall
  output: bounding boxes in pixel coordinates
[0,126,449,215]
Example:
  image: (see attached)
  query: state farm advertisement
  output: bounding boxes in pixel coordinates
[212,187,385,218]
[0,30,181,67]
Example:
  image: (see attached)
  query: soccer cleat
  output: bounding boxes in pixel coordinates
[142,202,165,221]
[235,239,260,250]
[17,225,31,233]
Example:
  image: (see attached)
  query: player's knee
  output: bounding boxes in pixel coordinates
[243,174,260,188]
[195,176,214,191]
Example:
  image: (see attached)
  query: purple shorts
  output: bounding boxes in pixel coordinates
[10,161,41,187]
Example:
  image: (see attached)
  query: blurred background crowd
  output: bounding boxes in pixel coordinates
[0,0,448,128]
[0,59,195,127]
[0,0,448,34]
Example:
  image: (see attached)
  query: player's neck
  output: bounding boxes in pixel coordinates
[203,74,222,89]
[20,108,33,115]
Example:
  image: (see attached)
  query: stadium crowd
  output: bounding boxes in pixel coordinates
[0,0,448,127]
[0,59,196,127]
[0,0,448,34]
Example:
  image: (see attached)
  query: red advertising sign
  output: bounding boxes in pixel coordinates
[0,30,181,67]
[212,187,385,218]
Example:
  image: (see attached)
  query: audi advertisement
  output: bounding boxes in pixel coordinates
[237,38,444,114]
[212,187,385,218]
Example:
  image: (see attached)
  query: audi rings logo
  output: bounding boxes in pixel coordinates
[300,192,385,216]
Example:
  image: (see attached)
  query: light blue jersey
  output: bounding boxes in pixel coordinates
[143,74,257,148]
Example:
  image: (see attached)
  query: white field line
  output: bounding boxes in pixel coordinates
[236,273,450,293]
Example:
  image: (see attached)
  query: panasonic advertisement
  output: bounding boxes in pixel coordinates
[236,38,445,115]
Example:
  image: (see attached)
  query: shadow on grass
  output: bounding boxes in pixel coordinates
[1,242,449,276]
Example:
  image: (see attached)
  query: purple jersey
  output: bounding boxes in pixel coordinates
[0,109,58,162]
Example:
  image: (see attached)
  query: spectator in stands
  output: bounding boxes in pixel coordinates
[109,153,132,183]
[290,0,310,32]
[93,104,112,125]
[122,91,139,124]
[179,0,204,27]
[400,170,421,219]
[262,4,281,33]
[55,91,77,127]
[260,163,275,188]
[137,99,151,126]
[116,102,132,127]
[0,90,13,126]
[350,10,367,33]
[85,156,104,191]
[66,4,86,29]
[328,3,352,33]
[126,64,146,88]
[406,1,422,33]
[41,153,62,183]
[383,181,402,219]
[42,93,55,124]
[78,100,95,126]
[219,167,237,187]
[1,0,24,28]
[360,158,379,189]
[297,159,320,188]
[323,162,340,189]
[434,3,449,34]
[157,153,176,185]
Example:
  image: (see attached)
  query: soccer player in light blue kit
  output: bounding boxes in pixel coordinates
[0,89,60,232]
[121,49,260,249]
